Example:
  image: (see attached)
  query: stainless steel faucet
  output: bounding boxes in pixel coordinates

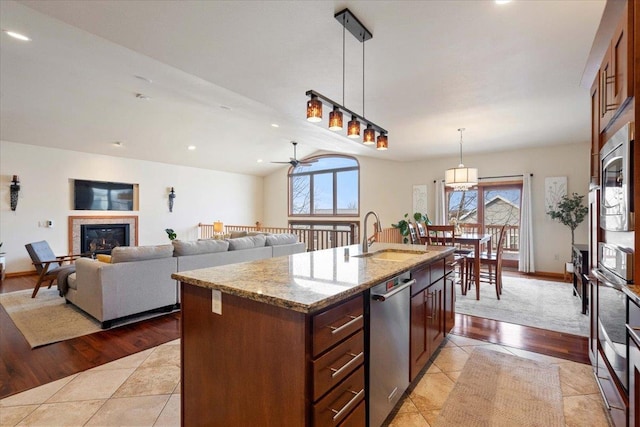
[362,211,382,253]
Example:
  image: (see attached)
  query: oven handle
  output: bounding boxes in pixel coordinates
[591,269,626,290]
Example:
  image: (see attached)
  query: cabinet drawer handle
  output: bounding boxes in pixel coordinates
[329,314,363,335]
[330,352,364,378]
[330,388,365,421]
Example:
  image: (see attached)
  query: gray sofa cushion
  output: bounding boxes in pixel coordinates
[172,239,229,256]
[227,234,266,251]
[110,244,174,263]
[265,233,298,246]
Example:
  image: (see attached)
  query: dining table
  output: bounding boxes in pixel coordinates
[455,233,492,300]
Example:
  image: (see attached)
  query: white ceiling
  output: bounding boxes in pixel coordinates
[0,0,605,177]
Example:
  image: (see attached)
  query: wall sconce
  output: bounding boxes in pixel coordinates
[10,175,20,211]
[168,187,176,212]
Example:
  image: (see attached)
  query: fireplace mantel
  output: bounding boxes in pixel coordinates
[68,216,138,254]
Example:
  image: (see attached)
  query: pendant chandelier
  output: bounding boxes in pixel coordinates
[445,128,478,190]
[306,8,388,151]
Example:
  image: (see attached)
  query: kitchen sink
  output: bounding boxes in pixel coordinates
[354,249,425,262]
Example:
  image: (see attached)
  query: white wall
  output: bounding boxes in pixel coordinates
[263,142,590,274]
[0,141,264,273]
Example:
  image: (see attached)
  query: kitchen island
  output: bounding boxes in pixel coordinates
[173,242,456,427]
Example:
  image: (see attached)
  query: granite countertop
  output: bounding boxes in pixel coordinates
[172,243,455,314]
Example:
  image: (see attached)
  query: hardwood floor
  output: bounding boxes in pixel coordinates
[0,274,588,399]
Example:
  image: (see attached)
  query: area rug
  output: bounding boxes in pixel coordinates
[0,288,101,348]
[0,287,178,348]
[434,347,565,427]
[455,274,589,336]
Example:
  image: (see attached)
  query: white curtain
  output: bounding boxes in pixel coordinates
[519,173,535,272]
[434,180,446,225]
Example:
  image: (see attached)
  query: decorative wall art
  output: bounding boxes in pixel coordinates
[413,184,427,214]
[544,176,567,214]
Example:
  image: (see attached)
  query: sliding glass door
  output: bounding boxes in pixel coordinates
[446,182,522,268]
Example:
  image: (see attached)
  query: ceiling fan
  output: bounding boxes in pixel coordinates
[271,142,317,168]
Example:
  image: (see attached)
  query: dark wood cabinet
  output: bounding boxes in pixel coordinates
[409,255,454,382]
[599,0,634,133]
[591,75,600,181]
[572,244,589,314]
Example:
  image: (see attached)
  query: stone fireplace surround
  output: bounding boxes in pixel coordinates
[68,216,138,255]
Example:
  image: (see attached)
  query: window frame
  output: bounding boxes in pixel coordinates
[288,155,360,217]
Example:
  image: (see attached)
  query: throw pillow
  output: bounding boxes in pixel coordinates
[110,244,174,263]
[229,230,248,239]
[226,234,267,251]
[265,233,298,246]
[96,254,112,263]
[172,239,229,256]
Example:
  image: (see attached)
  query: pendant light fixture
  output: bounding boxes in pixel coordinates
[445,128,478,190]
[305,8,388,149]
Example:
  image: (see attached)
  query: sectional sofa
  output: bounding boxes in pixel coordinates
[64,233,305,328]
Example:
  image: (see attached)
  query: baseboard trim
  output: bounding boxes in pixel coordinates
[525,271,568,282]
[6,271,37,278]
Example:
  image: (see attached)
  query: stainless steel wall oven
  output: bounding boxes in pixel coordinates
[600,122,634,231]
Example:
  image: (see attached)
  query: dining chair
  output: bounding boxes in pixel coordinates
[25,241,81,298]
[415,222,429,245]
[465,224,507,300]
[426,225,467,292]
[407,222,420,244]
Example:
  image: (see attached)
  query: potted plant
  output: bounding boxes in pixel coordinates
[547,192,588,268]
[165,228,177,241]
[392,212,431,243]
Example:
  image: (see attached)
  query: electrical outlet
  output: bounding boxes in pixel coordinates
[211,289,222,315]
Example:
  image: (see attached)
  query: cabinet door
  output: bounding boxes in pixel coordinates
[599,43,615,132]
[444,273,455,335]
[426,279,445,355]
[611,1,632,109]
[589,279,598,365]
[410,290,428,381]
[630,329,640,427]
[591,74,600,181]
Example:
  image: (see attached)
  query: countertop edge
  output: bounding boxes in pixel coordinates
[174,246,456,314]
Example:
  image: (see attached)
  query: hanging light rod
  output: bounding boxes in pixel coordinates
[306,90,387,135]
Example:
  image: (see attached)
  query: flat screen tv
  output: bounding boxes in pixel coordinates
[74,179,135,211]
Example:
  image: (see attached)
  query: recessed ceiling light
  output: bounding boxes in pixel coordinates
[219,105,232,110]
[135,93,151,100]
[187,145,196,151]
[257,159,263,163]
[271,124,279,128]
[495,0,512,4]
[112,141,123,147]
[3,30,31,41]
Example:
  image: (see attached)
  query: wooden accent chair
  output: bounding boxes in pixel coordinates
[465,225,507,300]
[25,241,81,298]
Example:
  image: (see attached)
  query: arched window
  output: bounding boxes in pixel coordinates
[289,155,359,216]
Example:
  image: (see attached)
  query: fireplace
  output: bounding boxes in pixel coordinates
[81,224,130,255]
[68,216,138,255]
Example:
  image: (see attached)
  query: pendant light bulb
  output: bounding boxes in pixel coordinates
[347,116,361,138]
[363,124,375,145]
[376,133,388,150]
[329,106,343,131]
[306,95,323,122]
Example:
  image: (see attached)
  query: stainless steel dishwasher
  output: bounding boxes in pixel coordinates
[368,271,414,427]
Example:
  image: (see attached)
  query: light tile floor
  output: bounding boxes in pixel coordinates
[0,335,612,426]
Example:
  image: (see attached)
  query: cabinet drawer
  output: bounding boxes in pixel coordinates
[431,258,445,282]
[411,265,430,295]
[313,295,363,357]
[313,366,365,427]
[337,399,365,427]
[313,330,364,401]
[444,255,455,274]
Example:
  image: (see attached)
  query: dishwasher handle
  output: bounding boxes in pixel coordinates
[372,279,415,302]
